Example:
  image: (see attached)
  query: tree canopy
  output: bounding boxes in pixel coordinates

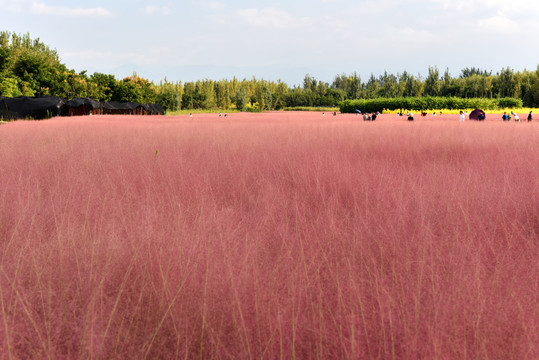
[2,31,539,112]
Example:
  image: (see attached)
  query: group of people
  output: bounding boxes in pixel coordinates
[502,111,533,122]
[402,109,534,122]
[354,110,379,120]
[362,112,378,121]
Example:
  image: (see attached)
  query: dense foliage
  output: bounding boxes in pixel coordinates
[340,96,524,113]
[2,32,539,112]
[0,32,157,104]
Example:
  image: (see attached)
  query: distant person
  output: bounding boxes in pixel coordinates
[528,111,533,121]
[363,113,369,121]
[407,112,414,121]
[459,110,465,122]
[512,112,520,122]
[333,111,337,116]
[502,112,508,121]
[371,113,377,121]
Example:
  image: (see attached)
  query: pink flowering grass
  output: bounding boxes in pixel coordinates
[0,113,538,359]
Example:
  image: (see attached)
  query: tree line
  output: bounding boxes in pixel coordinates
[0,32,156,104]
[2,32,539,112]
[340,96,523,114]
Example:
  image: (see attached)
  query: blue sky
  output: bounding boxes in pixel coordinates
[1,0,539,86]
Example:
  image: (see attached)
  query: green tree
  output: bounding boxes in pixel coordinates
[12,51,50,94]
[89,72,118,101]
[215,81,231,109]
[495,67,516,98]
[365,73,380,98]
[111,74,156,104]
[3,32,65,96]
[0,47,13,73]
[234,86,248,111]
[257,82,273,110]
[0,76,21,97]
[332,72,362,99]
[525,67,539,107]
[424,66,441,96]
[201,80,216,109]
[303,74,316,92]
[324,88,345,106]
[114,78,142,103]
[155,79,182,112]
[379,71,399,98]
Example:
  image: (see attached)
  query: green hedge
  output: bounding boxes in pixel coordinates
[340,97,523,113]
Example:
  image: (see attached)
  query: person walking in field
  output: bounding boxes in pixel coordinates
[528,111,533,121]
[459,110,465,122]
[502,112,509,121]
[512,112,520,122]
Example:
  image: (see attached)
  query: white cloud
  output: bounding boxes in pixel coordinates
[194,0,226,11]
[0,0,25,12]
[476,12,519,34]
[393,26,436,42]
[31,2,112,17]
[63,50,115,59]
[428,0,539,14]
[62,47,174,67]
[144,5,172,15]
[236,8,311,29]
[206,1,225,11]
[145,5,157,14]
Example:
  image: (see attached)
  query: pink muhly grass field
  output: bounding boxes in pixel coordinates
[0,112,538,359]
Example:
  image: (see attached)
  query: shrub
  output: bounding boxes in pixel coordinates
[340,96,524,113]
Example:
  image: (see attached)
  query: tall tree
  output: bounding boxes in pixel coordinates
[424,66,441,96]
